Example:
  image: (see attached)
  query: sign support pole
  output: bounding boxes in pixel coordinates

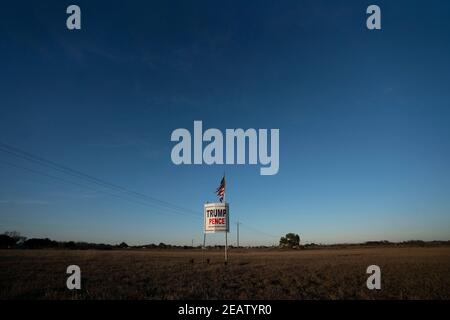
[202,232,206,264]
[225,230,228,263]
[224,188,228,264]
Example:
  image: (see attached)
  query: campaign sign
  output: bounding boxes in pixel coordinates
[204,203,229,233]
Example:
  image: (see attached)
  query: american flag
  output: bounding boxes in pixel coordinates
[216,175,226,202]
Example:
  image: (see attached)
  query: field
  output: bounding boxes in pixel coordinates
[1,246,449,300]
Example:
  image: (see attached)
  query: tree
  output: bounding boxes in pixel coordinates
[4,231,26,244]
[279,233,300,248]
[0,234,16,248]
[118,242,129,248]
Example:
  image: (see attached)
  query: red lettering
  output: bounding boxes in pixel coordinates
[208,218,226,225]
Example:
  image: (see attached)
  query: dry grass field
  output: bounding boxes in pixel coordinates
[0,246,449,300]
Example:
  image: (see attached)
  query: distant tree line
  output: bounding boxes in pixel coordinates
[0,231,201,250]
[1,231,449,250]
[277,233,450,250]
[0,231,130,250]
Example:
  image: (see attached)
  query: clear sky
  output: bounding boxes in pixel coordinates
[1,0,449,245]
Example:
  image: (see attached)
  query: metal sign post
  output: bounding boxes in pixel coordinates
[202,232,206,264]
[224,192,228,263]
[225,228,228,263]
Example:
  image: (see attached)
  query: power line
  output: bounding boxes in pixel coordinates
[0,160,200,222]
[0,142,280,240]
[0,142,199,218]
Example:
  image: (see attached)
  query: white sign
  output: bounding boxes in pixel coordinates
[204,202,229,233]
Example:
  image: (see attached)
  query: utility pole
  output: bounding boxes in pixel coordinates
[191,239,194,247]
[237,220,240,248]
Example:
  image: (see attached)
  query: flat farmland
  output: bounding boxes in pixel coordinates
[0,246,449,299]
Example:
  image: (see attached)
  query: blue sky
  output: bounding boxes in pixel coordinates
[0,0,449,245]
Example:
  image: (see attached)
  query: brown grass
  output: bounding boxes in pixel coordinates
[0,246,449,300]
